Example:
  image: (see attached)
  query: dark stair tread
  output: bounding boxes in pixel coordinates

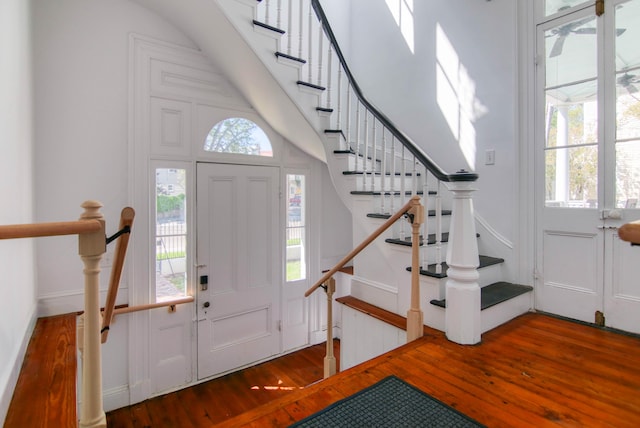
[317,107,334,113]
[351,190,426,196]
[384,232,450,246]
[429,282,533,310]
[343,171,421,176]
[253,20,285,34]
[297,80,326,91]
[275,51,306,64]
[407,255,505,279]
[369,209,450,220]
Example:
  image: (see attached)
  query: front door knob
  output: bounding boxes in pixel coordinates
[203,301,210,308]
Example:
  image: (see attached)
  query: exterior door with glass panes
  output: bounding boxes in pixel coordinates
[535,0,640,333]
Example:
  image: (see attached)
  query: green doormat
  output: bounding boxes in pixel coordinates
[290,376,485,427]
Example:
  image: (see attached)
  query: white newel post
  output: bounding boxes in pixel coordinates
[78,201,107,428]
[445,180,481,345]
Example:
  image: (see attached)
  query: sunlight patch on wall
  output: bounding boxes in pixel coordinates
[435,23,488,169]
[385,0,415,54]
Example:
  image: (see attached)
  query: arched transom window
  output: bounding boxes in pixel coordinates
[204,117,273,157]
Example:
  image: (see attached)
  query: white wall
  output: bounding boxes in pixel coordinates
[323,0,520,278]
[0,0,37,424]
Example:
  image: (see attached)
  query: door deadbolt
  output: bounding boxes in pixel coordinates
[203,301,210,308]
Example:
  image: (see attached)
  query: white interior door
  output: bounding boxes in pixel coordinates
[196,162,281,379]
[535,0,640,332]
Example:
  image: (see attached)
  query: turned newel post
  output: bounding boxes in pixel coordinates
[407,196,424,342]
[78,200,107,428]
[323,277,336,379]
[446,173,481,345]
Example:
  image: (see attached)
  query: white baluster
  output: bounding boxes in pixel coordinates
[336,66,343,149]
[287,0,292,55]
[346,86,352,152]
[380,127,387,214]
[308,3,313,82]
[363,111,369,192]
[277,0,282,29]
[326,45,333,110]
[265,0,271,26]
[371,117,377,193]
[317,25,323,86]
[298,0,304,59]
[355,101,361,173]
[422,168,429,269]
[390,135,396,214]
[435,180,442,274]
[399,145,406,240]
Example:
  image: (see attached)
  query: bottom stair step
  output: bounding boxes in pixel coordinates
[430,282,533,310]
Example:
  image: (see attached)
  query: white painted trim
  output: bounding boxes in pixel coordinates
[475,213,514,250]
[0,309,37,426]
[38,287,130,317]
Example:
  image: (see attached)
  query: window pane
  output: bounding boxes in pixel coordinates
[545,1,592,17]
[156,168,187,301]
[545,145,598,207]
[615,1,640,141]
[286,174,305,281]
[204,117,273,157]
[545,99,598,148]
[616,140,640,208]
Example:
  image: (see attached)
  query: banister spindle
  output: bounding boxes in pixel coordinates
[336,66,343,149]
[346,85,352,151]
[308,3,313,82]
[371,117,377,193]
[326,45,333,110]
[380,127,387,214]
[298,0,304,59]
[265,0,271,26]
[399,146,406,240]
[435,180,443,274]
[323,277,337,378]
[355,101,361,173]
[317,25,323,86]
[276,0,282,31]
[287,0,292,55]
[421,167,429,269]
[390,135,396,214]
[363,110,369,191]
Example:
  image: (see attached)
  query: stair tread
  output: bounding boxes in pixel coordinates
[297,80,326,91]
[275,51,305,64]
[336,296,411,332]
[351,190,426,196]
[407,255,505,278]
[343,171,422,176]
[253,20,285,34]
[385,232,450,246]
[429,282,533,310]
[370,209,450,221]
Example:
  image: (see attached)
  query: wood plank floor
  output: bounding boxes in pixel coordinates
[5,314,77,428]
[106,340,340,427]
[111,313,640,427]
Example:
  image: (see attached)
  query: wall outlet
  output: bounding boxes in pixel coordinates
[485,149,495,165]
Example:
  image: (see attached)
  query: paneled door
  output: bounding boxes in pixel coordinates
[196,162,281,378]
[535,0,640,333]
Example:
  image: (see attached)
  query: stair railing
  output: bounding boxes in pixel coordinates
[305,195,424,378]
[255,0,483,344]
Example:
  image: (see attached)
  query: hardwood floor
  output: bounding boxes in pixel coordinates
[106,340,340,427]
[110,313,640,427]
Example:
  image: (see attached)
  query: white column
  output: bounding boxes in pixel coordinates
[445,181,480,345]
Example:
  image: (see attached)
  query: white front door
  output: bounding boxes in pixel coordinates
[535,0,640,332]
[196,162,281,378]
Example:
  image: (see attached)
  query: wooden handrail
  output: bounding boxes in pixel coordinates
[619,220,640,245]
[0,219,102,239]
[101,207,135,343]
[112,296,194,315]
[305,195,421,297]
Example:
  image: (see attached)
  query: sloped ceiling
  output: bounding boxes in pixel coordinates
[131,0,326,162]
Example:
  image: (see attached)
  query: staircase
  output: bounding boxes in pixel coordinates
[215,0,533,343]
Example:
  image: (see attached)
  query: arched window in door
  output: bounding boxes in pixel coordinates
[204,117,273,157]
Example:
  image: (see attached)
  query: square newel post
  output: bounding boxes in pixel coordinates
[407,196,424,342]
[78,201,107,428]
[323,277,336,378]
[445,177,481,345]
